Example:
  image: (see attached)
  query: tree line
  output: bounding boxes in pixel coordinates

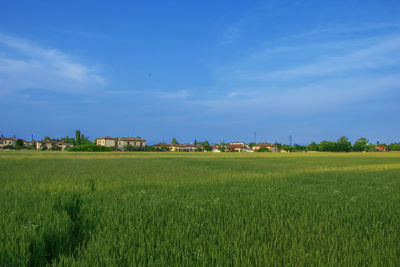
[271,137,400,152]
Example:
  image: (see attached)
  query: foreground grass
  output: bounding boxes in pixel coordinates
[1,151,400,266]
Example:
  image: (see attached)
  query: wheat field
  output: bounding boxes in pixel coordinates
[1,151,399,266]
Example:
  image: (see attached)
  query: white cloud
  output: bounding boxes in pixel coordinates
[0,33,105,95]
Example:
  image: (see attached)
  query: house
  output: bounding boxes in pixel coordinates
[170,144,201,152]
[96,136,117,147]
[96,136,146,150]
[252,142,279,152]
[58,142,74,151]
[152,143,171,151]
[117,137,146,149]
[0,137,17,148]
[211,145,221,152]
[36,140,59,150]
[226,142,253,152]
[375,145,388,152]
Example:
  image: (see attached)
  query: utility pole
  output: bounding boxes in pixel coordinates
[254,132,257,144]
[289,135,292,146]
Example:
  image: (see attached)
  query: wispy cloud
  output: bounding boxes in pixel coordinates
[107,89,189,99]
[240,36,400,81]
[210,21,400,116]
[0,33,105,95]
[193,74,400,116]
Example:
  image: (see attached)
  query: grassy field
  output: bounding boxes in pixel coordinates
[1,151,400,266]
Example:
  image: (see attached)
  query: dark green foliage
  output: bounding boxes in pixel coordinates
[257,147,270,152]
[124,145,148,151]
[15,139,24,149]
[171,138,179,145]
[203,142,211,152]
[388,143,400,151]
[308,142,319,151]
[336,136,352,152]
[51,145,62,151]
[352,138,369,152]
[67,143,112,152]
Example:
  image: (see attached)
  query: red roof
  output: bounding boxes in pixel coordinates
[256,142,277,147]
[375,145,388,151]
[175,144,201,148]
[97,136,116,140]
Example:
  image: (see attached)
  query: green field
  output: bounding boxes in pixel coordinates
[1,151,400,266]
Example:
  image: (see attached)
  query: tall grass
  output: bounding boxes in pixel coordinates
[1,151,400,265]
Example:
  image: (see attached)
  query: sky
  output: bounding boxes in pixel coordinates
[1,0,400,145]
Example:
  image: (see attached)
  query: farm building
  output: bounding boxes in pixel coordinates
[375,145,389,152]
[118,137,146,149]
[252,142,279,152]
[170,144,201,152]
[226,142,253,152]
[97,136,146,149]
[0,137,17,148]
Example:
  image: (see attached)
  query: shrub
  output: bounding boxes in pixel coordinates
[67,143,112,152]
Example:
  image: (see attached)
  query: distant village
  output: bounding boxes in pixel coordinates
[0,135,280,152]
[1,130,399,152]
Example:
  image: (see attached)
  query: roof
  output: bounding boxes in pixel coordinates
[41,140,60,144]
[174,144,201,148]
[0,137,17,140]
[255,142,277,147]
[97,136,117,140]
[119,137,146,141]
[153,143,171,146]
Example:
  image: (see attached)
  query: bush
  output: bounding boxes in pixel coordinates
[1,145,14,150]
[389,143,400,151]
[257,147,270,152]
[67,143,112,152]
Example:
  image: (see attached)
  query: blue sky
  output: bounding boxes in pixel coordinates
[1,0,400,144]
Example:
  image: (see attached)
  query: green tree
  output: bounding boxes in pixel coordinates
[172,138,179,145]
[388,143,400,151]
[352,138,369,152]
[248,142,256,148]
[15,139,24,149]
[281,144,293,152]
[75,130,81,144]
[319,141,336,152]
[308,142,319,151]
[203,141,212,152]
[336,136,352,152]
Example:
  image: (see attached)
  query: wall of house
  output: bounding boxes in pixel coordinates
[118,140,145,148]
